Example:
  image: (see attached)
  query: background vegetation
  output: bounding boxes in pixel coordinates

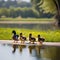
[0,0,54,18]
[0,17,54,21]
[0,28,60,42]
[31,0,60,27]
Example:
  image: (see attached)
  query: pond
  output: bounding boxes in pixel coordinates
[0,44,60,60]
[0,23,55,30]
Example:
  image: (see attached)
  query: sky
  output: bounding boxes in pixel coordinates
[4,0,30,2]
[22,0,30,2]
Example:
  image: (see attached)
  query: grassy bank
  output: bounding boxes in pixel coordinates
[0,28,60,42]
[0,17,54,21]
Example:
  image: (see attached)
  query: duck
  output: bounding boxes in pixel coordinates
[19,33,26,43]
[38,35,45,44]
[12,30,19,43]
[29,33,36,44]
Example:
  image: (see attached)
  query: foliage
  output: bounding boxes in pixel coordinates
[0,28,60,42]
[31,0,57,14]
[31,0,60,27]
[40,0,57,14]
[0,7,54,18]
[0,7,39,18]
[0,0,54,18]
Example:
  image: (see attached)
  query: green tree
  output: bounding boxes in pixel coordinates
[31,0,60,27]
[9,7,16,18]
[0,8,9,17]
[31,0,44,15]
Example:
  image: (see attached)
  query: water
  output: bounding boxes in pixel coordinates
[0,44,60,60]
[0,23,55,30]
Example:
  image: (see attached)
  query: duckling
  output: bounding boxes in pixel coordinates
[38,35,45,44]
[29,33,36,44]
[19,33,26,43]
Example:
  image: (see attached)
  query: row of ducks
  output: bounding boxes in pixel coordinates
[12,30,45,44]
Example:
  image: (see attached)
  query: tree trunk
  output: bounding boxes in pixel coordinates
[57,14,60,28]
[55,8,60,28]
[53,0,60,28]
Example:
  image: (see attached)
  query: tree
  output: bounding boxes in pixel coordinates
[53,0,60,27]
[31,0,60,27]
[31,0,44,15]
[0,8,9,17]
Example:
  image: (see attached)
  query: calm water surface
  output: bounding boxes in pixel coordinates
[0,44,60,60]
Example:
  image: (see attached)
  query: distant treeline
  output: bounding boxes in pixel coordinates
[0,8,40,18]
[0,7,54,18]
[0,0,54,18]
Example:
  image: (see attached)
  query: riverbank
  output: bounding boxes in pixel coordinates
[0,28,60,42]
[0,18,54,21]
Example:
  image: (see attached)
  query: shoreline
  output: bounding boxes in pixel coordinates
[0,40,60,47]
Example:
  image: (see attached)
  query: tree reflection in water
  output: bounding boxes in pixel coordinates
[42,46,60,60]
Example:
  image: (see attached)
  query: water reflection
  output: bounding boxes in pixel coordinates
[11,44,60,60]
[35,46,41,56]
[28,45,42,56]
[12,44,18,53]
[0,23,55,30]
[12,44,26,53]
[28,45,36,54]
[41,46,60,60]
[19,45,26,53]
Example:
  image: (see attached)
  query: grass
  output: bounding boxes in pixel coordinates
[0,28,60,42]
[0,17,54,22]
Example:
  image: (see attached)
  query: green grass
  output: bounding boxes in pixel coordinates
[0,17,54,21]
[0,28,60,42]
